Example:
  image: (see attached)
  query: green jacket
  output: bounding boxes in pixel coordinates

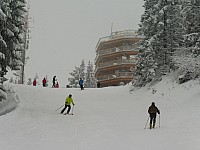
[65,97,74,105]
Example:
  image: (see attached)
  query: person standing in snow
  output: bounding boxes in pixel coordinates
[79,78,84,90]
[33,79,37,86]
[97,81,101,88]
[52,76,57,88]
[42,77,47,87]
[55,82,59,88]
[61,94,75,115]
[148,102,160,129]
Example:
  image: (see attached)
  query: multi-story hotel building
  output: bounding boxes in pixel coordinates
[94,30,143,87]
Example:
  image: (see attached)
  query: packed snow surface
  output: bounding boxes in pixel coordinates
[0,76,200,150]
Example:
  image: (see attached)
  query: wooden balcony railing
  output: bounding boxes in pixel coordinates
[95,45,139,63]
[96,30,143,49]
[96,59,137,70]
[96,72,133,81]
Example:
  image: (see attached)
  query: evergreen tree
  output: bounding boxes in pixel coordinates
[68,66,81,87]
[0,0,27,78]
[134,0,159,86]
[0,2,8,78]
[182,0,200,52]
[172,0,200,80]
[85,61,95,88]
[172,47,200,79]
[134,0,184,87]
[68,59,86,87]
[27,78,32,85]
[79,59,85,80]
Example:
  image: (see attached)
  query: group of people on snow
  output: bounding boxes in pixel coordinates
[32,75,59,88]
[52,76,59,88]
[33,76,102,89]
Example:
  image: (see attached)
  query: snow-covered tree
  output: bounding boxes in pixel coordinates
[172,47,200,80]
[27,78,32,85]
[171,0,200,81]
[79,59,85,79]
[181,0,200,57]
[68,59,86,87]
[134,0,184,87]
[68,60,97,88]
[68,66,81,87]
[0,0,27,77]
[85,61,95,88]
[134,0,160,86]
[0,3,8,78]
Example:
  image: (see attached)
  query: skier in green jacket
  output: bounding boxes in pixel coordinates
[61,94,75,115]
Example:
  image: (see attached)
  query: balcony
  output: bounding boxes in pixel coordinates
[96,59,137,71]
[96,30,143,49]
[95,44,139,63]
[96,72,133,81]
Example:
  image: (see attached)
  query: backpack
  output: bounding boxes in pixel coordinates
[148,106,158,113]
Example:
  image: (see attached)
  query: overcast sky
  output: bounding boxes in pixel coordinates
[25,0,144,87]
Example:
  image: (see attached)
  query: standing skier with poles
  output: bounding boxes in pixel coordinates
[61,94,75,115]
[79,78,84,90]
[52,76,57,88]
[148,102,160,129]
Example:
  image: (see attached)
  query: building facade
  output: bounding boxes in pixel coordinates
[95,30,143,87]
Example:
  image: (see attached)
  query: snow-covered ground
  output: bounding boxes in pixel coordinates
[0,76,200,150]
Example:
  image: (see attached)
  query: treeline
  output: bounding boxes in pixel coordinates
[134,0,200,87]
[0,0,27,76]
[0,0,27,99]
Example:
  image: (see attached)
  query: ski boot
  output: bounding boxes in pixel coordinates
[149,124,152,129]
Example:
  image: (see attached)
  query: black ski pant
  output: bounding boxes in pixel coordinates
[61,105,71,114]
[53,81,55,88]
[80,85,84,90]
[149,113,157,125]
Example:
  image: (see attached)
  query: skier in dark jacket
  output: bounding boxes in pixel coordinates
[148,102,160,129]
[52,76,56,88]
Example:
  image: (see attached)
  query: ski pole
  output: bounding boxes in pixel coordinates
[55,105,64,111]
[159,114,160,128]
[71,105,74,115]
[144,117,149,129]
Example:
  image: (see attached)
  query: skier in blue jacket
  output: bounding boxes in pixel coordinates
[79,78,84,90]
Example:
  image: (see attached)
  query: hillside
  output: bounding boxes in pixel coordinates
[0,76,200,150]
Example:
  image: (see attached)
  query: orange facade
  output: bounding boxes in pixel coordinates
[95,30,143,87]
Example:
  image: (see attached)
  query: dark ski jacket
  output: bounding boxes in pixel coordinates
[148,104,160,117]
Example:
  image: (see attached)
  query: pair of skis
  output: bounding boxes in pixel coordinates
[63,105,74,115]
[56,105,74,115]
[144,115,160,129]
[63,113,73,115]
